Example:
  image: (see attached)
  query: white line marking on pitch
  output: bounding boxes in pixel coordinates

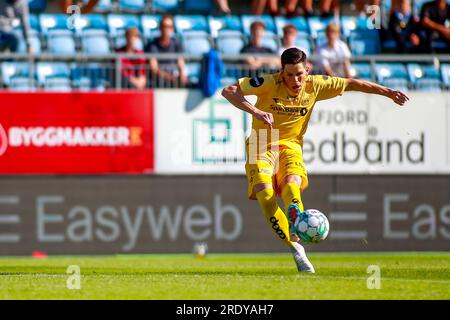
[296,275,450,284]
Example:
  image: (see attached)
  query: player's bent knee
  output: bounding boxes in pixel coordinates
[282,175,302,189]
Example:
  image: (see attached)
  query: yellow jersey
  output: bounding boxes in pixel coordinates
[238,73,348,151]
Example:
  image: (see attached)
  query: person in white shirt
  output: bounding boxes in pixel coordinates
[317,23,352,78]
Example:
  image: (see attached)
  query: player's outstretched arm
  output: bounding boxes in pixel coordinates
[222,84,274,128]
[344,78,410,106]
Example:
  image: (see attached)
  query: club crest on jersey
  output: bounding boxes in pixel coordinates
[250,77,264,87]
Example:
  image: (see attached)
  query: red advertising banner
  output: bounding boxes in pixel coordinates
[0,91,154,174]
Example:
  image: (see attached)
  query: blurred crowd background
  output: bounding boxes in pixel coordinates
[0,0,449,91]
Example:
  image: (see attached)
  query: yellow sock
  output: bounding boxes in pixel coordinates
[281,182,305,213]
[255,188,293,248]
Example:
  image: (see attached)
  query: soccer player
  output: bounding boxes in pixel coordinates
[221,48,409,273]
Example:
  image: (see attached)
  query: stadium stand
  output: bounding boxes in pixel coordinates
[0,0,448,90]
[152,0,179,13]
[86,0,114,13]
[118,0,147,13]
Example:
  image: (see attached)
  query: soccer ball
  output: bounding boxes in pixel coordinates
[292,209,330,244]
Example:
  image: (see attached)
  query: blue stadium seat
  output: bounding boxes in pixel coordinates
[14,30,42,54]
[294,36,312,56]
[141,15,162,41]
[28,0,47,13]
[152,0,179,12]
[47,31,76,54]
[375,63,409,90]
[216,30,245,55]
[75,76,93,91]
[174,15,209,34]
[182,31,211,55]
[349,62,372,81]
[39,14,72,34]
[315,31,328,48]
[13,14,41,53]
[307,16,336,39]
[83,0,113,13]
[1,62,31,87]
[441,64,450,88]
[208,15,242,38]
[223,63,246,80]
[9,76,37,91]
[43,77,72,91]
[183,0,213,13]
[407,63,442,90]
[72,63,112,90]
[107,14,141,38]
[36,62,71,86]
[415,78,442,91]
[340,16,379,38]
[349,30,380,55]
[431,40,449,51]
[28,14,40,32]
[241,15,277,36]
[407,63,441,83]
[73,14,108,35]
[118,0,146,12]
[261,34,279,52]
[185,62,201,85]
[274,16,309,36]
[381,38,408,51]
[81,30,111,54]
[376,63,408,81]
[382,78,409,91]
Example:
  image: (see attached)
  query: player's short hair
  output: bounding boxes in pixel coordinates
[281,47,307,68]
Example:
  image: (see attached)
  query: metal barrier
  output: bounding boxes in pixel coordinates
[1,53,450,90]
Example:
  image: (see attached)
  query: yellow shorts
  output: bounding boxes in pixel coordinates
[245,141,309,200]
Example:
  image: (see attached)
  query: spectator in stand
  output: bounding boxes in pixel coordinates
[296,0,340,18]
[215,0,231,14]
[0,0,32,53]
[278,24,314,71]
[61,0,99,14]
[251,0,299,17]
[145,15,188,86]
[388,0,425,53]
[316,23,351,78]
[278,24,298,54]
[116,27,147,90]
[252,0,341,17]
[419,0,450,52]
[318,0,340,18]
[241,21,279,69]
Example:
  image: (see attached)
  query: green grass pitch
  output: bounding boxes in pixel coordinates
[0,252,449,299]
